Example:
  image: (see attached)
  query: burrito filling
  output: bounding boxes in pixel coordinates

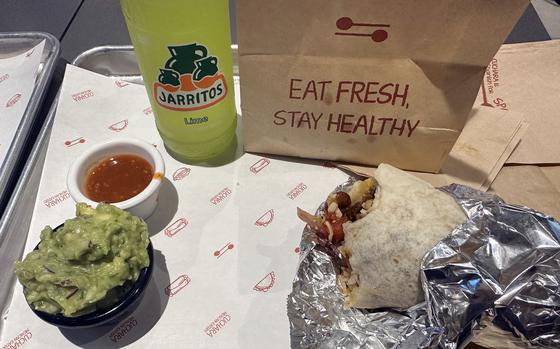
[297,164,466,309]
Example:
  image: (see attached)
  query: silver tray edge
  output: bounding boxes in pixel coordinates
[0,32,60,212]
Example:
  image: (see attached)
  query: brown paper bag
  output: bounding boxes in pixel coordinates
[489,165,560,219]
[475,40,560,165]
[237,0,529,173]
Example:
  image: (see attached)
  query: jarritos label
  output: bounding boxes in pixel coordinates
[154,43,228,112]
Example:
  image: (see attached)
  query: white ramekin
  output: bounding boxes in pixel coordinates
[67,138,165,219]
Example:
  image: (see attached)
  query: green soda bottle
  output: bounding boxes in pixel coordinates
[120,0,236,162]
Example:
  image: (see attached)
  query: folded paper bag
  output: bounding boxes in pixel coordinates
[476,40,560,165]
[489,166,560,220]
[337,107,527,192]
[238,0,529,173]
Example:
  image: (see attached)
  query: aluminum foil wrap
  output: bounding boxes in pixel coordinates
[287,181,560,348]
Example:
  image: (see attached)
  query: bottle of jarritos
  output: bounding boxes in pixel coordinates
[120,0,236,162]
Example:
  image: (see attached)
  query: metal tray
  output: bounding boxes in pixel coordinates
[0,44,238,334]
[72,44,240,81]
[0,32,60,214]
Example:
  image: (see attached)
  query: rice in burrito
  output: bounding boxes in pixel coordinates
[298,164,466,309]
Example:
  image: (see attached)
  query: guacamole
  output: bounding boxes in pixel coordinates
[15,203,149,317]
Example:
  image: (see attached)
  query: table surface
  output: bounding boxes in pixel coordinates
[0,0,239,61]
[0,0,551,61]
[0,0,82,41]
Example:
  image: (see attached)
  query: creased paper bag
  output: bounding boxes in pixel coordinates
[237,0,529,173]
[336,107,527,191]
[489,166,560,220]
[476,40,560,165]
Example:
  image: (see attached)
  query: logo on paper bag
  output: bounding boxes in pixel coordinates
[335,17,390,43]
[154,43,228,111]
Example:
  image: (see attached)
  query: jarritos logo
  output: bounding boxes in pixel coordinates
[154,43,227,112]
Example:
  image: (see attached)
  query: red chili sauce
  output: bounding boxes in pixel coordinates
[85,154,154,203]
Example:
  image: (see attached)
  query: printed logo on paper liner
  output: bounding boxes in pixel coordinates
[43,190,71,208]
[108,119,128,132]
[287,182,307,200]
[250,158,270,174]
[64,137,86,147]
[6,93,22,108]
[214,242,234,258]
[165,274,191,297]
[253,271,276,292]
[72,89,94,102]
[115,80,130,88]
[205,312,231,338]
[164,218,188,237]
[172,167,191,181]
[255,209,274,227]
[210,187,232,205]
[1,328,32,349]
[143,106,153,115]
[154,43,228,111]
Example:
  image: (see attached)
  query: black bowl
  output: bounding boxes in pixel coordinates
[26,224,154,328]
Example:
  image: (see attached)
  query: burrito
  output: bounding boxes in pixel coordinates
[298,164,466,309]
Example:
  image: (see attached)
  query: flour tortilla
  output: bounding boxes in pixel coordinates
[339,164,466,309]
